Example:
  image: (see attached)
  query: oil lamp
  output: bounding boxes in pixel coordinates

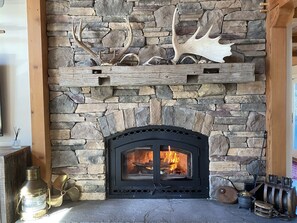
[17,166,48,221]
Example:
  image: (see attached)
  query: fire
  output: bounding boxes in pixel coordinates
[163,146,180,171]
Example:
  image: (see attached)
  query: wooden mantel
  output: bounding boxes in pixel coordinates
[26,0,295,182]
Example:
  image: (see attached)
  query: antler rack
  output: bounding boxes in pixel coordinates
[72,18,136,66]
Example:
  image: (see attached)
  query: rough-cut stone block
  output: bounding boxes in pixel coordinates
[198,84,226,97]
[247,20,265,39]
[135,107,150,127]
[162,106,174,126]
[76,150,104,164]
[229,143,247,148]
[113,110,125,132]
[173,91,198,99]
[123,109,136,129]
[88,164,105,174]
[48,48,74,69]
[51,139,86,146]
[80,192,106,200]
[94,0,133,16]
[225,95,266,104]
[85,140,105,150]
[209,135,229,156]
[228,148,262,157]
[139,86,155,95]
[138,45,167,64]
[91,86,114,101]
[52,151,78,168]
[224,131,264,138]
[174,107,196,130]
[214,117,246,125]
[228,125,246,132]
[71,122,103,140]
[51,122,75,130]
[119,103,139,110]
[228,136,247,144]
[237,81,265,95]
[70,0,94,7]
[50,114,85,122]
[246,112,266,131]
[50,94,77,114]
[98,116,110,137]
[48,37,71,47]
[222,21,247,33]
[119,96,150,103]
[216,104,240,111]
[192,112,205,133]
[224,11,266,21]
[76,104,107,113]
[150,98,162,125]
[154,5,175,28]
[212,124,229,131]
[197,97,225,105]
[46,2,69,15]
[50,130,70,140]
[68,8,95,16]
[201,114,214,136]
[247,138,264,148]
[209,161,240,171]
[76,180,105,193]
[241,103,266,112]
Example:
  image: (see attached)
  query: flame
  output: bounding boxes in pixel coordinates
[163,146,180,171]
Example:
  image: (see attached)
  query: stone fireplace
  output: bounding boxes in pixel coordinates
[47,0,266,200]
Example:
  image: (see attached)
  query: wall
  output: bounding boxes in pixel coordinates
[47,0,267,200]
[0,0,31,147]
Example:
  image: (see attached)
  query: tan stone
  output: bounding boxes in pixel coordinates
[88,164,105,174]
[237,81,265,95]
[209,161,240,171]
[150,98,162,125]
[76,104,107,113]
[50,114,85,122]
[109,22,144,30]
[193,112,205,132]
[139,86,155,95]
[228,148,263,157]
[173,91,198,99]
[123,108,136,129]
[81,87,91,94]
[161,100,176,106]
[50,130,70,140]
[143,32,170,37]
[50,92,63,100]
[201,114,214,136]
[68,8,95,16]
[170,85,184,92]
[119,103,138,110]
[146,37,159,45]
[51,139,85,146]
[114,110,125,132]
[79,193,106,200]
[85,140,105,150]
[105,97,119,103]
[48,37,71,47]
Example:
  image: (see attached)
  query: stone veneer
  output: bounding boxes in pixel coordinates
[47,0,266,200]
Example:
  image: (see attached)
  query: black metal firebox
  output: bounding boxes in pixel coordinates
[106,125,209,198]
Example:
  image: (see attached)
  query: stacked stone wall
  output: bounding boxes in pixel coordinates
[47,0,266,200]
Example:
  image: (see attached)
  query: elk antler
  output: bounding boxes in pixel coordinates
[72,20,103,65]
[171,8,233,64]
[72,18,134,66]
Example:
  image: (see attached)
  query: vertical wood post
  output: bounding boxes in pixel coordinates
[26,1,51,184]
[266,0,294,176]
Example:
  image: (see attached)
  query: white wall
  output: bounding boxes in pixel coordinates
[0,0,31,147]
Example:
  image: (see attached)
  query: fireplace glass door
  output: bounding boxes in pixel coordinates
[122,145,192,181]
[107,126,209,198]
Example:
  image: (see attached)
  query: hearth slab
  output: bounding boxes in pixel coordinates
[17,199,284,223]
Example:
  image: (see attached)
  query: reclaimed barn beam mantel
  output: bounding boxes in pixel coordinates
[59,63,255,87]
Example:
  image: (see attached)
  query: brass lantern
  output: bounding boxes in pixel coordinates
[17,166,48,221]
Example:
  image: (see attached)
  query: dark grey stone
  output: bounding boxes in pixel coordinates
[225,95,266,104]
[114,89,139,96]
[138,0,171,6]
[65,92,85,103]
[246,160,266,176]
[242,0,264,11]
[48,48,74,69]
[247,20,265,39]
[71,122,103,140]
[50,122,75,130]
[70,0,93,7]
[52,151,78,168]
[214,117,247,125]
[241,103,266,112]
[156,85,173,99]
[197,97,225,105]
[102,30,126,48]
[252,57,265,75]
[70,87,82,94]
[106,113,117,134]
[174,107,196,130]
[119,96,150,103]
[197,10,224,37]
[94,0,133,16]
[50,95,77,114]
[209,134,229,157]
[98,116,111,137]
[139,45,167,64]
[91,87,114,101]
[181,104,216,111]
[135,107,150,127]
[162,106,174,126]
[178,3,202,14]
[246,112,266,131]
[154,5,176,28]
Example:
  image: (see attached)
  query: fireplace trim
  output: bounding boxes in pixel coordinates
[106,125,209,199]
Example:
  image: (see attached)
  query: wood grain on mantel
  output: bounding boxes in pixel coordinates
[59,63,255,87]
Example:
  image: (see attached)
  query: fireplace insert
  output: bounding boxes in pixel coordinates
[106,125,209,198]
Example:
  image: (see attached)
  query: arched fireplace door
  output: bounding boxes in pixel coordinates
[106,125,209,198]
